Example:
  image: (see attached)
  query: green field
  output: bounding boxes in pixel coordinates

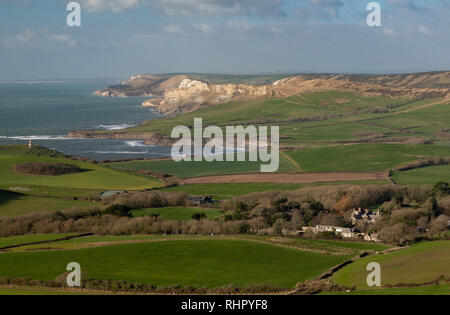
[0,234,74,248]
[90,91,450,147]
[0,183,103,199]
[108,143,450,178]
[333,241,450,290]
[0,190,95,217]
[0,287,93,295]
[120,91,411,137]
[321,284,450,295]
[131,207,222,221]
[392,165,450,185]
[0,239,351,288]
[286,144,450,172]
[1,235,390,254]
[161,181,387,199]
[109,154,297,179]
[0,145,162,191]
[369,101,450,138]
[298,238,389,253]
[5,235,193,251]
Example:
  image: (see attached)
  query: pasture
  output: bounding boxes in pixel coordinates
[392,165,450,185]
[160,182,388,199]
[0,239,352,288]
[108,154,297,179]
[0,190,94,217]
[0,145,162,191]
[333,241,450,290]
[131,207,222,221]
[0,234,74,249]
[321,284,450,295]
[286,144,450,172]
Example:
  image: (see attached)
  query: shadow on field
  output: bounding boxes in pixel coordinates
[0,190,24,207]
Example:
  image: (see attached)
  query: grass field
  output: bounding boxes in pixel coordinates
[286,144,450,172]
[119,91,411,137]
[333,241,450,290]
[0,183,103,198]
[89,91,450,147]
[0,239,352,288]
[1,283,448,295]
[131,207,222,221]
[0,145,162,191]
[392,165,450,185]
[0,190,95,217]
[321,284,450,295]
[161,181,387,199]
[0,287,93,295]
[1,235,390,253]
[5,235,192,251]
[109,153,297,179]
[107,142,450,178]
[0,234,74,248]
[368,100,450,138]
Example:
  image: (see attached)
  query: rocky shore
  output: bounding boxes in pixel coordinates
[68,131,175,146]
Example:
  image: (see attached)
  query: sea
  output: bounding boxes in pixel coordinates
[0,80,172,161]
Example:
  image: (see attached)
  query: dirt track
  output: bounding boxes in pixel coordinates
[180,172,386,184]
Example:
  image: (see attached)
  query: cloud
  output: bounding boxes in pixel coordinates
[163,23,215,37]
[81,0,145,12]
[292,0,344,20]
[386,0,425,11]
[193,23,214,36]
[225,19,253,32]
[164,24,184,35]
[417,24,431,36]
[153,0,285,17]
[308,0,343,6]
[48,34,77,46]
[4,29,77,47]
[16,29,34,42]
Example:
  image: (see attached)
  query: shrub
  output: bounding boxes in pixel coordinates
[104,205,131,217]
[13,162,84,176]
[192,212,207,221]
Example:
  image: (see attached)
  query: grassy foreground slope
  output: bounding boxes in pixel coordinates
[392,165,450,185]
[0,234,74,249]
[333,241,450,290]
[0,145,162,191]
[0,234,390,253]
[0,288,92,295]
[0,239,351,288]
[322,284,450,295]
[0,190,94,217]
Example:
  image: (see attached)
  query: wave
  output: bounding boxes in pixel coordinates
[91,151,150,154]
[124,140,150,147]
[98,124,135,131]
[0,135,73,140]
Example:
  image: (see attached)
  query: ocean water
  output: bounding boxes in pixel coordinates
[0,81,172,160]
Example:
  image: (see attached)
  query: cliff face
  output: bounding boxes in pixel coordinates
[94,72,450,115]
[156,79,270,114]
[94,74,190,97]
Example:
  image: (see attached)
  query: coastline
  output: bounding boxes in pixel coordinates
[67,130,175,146]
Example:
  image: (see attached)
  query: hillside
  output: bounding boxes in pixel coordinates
[72,88,450,149]
[93,72,449,116]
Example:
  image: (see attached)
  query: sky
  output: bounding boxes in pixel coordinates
[0,0,449,80]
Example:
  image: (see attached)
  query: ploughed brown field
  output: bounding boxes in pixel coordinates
[180,171,386,184]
